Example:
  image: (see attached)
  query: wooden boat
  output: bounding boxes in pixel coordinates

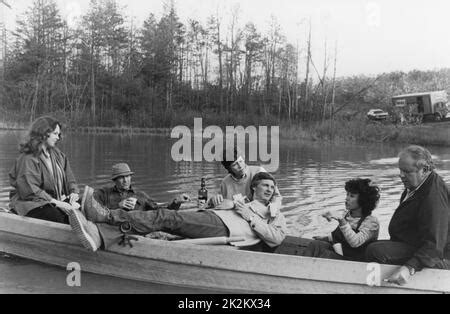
[1,211,449,294]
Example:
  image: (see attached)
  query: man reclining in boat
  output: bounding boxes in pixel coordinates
[275,178,380,261]
[208,148,282,223]
[366,145,450,285]
[90,162,188,213]
[67,172,287,252]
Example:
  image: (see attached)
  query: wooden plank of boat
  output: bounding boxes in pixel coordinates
[0,212,449,294]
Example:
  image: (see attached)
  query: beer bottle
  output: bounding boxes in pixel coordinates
[198,178,208,206]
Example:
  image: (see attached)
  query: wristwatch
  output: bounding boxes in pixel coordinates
[406,265,416,276]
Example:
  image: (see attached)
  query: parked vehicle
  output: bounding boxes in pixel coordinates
[367,109,389,121]
[392,91,449,122]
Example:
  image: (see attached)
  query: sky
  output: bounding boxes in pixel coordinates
[2,0,450,77]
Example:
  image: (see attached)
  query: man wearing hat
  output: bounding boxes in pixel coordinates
[66,163,190,252]
[93,163,182,212]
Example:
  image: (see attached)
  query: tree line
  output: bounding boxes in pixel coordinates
[2,0,450,128]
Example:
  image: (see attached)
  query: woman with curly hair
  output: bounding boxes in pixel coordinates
[305,178,381,261]
[8,116,79,223]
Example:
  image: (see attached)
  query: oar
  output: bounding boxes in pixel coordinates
[172,236,246,245]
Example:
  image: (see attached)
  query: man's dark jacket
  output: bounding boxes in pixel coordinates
[389,171,450,270]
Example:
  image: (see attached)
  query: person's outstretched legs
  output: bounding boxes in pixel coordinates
[110,209,228,239]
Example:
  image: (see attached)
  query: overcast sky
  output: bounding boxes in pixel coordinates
[3,0,450,77]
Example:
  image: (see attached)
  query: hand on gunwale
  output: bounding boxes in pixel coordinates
[384,266,412,286]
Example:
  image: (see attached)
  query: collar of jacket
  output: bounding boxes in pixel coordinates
[399,171,435,205]
[38,153,52,173]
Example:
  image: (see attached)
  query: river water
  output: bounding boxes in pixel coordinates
[1,130,450,293]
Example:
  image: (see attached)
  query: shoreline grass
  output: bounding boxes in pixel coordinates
[394,124,450,146]
[0,121,28,131]
[1,115,449,147]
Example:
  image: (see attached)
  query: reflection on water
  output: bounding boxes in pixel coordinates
[2,130,450,241]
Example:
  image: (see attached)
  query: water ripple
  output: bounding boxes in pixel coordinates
[2,131,450,241]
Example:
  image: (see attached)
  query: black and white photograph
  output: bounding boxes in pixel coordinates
[0,0,450,296]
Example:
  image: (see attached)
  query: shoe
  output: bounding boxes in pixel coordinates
[68,208,102,252]
[80,186,90,216]
[82,186,110,223]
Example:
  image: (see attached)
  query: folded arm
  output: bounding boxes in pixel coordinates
[235,200,287,247]
[339,217,379,248]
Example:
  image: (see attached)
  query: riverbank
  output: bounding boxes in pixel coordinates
[0,121,27,131]
[0,122,172,135]
[281,119,450,146]
[1,116,449,147]
[392,122,450,146]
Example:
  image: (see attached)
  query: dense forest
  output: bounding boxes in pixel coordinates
[1,0,450,129]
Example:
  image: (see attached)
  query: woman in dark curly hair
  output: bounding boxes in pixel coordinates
[306,178,381,261]
[8,116,79,223]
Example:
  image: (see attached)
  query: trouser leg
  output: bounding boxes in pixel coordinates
[273,236,314,255]
[365,240,416,265]
[27,204,69,224]
[304,240,345,260]
[366,241,450,270]
[96,223,125,250]
[109,209,228,239]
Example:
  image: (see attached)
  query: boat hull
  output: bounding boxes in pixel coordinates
[1,212,449,294]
